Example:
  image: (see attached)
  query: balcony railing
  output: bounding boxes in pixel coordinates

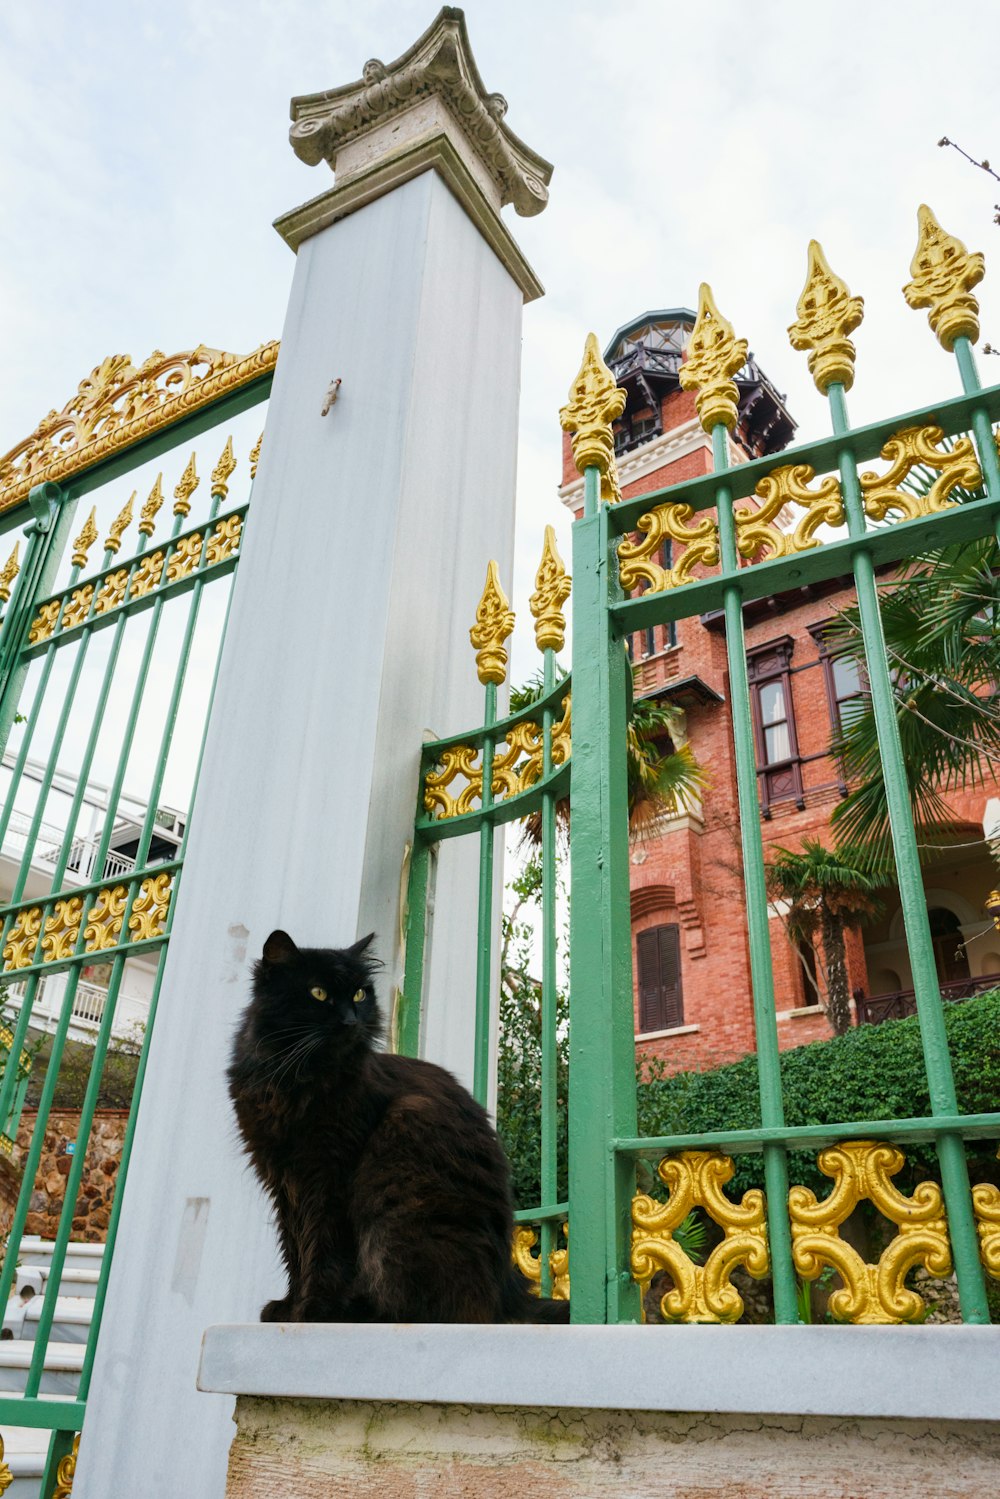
[2,812,136,882]
[855,971,1000,1026]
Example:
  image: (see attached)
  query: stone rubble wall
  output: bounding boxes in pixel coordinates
[0,1109,127,1243]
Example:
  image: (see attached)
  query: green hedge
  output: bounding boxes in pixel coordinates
[637,990,1000,1197]
[501,991,1000,1207]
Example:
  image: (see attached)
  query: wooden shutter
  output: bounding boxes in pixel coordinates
[636,925,683,1033]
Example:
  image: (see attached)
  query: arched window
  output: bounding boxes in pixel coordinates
[928,907,970,985]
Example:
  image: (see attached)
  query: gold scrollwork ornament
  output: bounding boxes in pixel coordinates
[52,1435,80,1499]
[529,525,571,653]
[735,464,845,563]
[3,906,43,970]
[678,283,748,433]
[788,240,864,393]
[423,743,483,820]
[61,585,95,629]
[860,424,982,522]
[130,551,165,599]
[559,332,627,503]
[128,873,173,941]
[789,1140,952,1324]
[512,1224,569,1301]
[469,560,515,686]
[0,1434,11,1495]
[631,1150,769,1323]
[28,599,61,643]
[903,204,985,351]
[972,1149,1000,1279]
[94,568,130,614]
[42,897,84,961]
[166,533,204,581]
[618,503,719,593]
[84,885,130,952]
[205,514,242,566]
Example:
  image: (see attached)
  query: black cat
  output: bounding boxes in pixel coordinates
[227,929,569,1324]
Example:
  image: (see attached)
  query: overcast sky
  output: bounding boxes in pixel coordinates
[2,0,999,687]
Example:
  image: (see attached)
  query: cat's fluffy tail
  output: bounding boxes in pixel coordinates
[502,1267,571,1324]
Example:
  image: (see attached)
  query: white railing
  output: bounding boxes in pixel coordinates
[72,982,108,1026]
[1,814,136,882]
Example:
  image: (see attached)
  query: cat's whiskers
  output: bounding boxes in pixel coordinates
[266,1035,324,1092]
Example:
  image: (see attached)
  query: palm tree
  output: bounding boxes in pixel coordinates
[826,531,1000,867]
[766,840,882,1034]
[510,671,707,844]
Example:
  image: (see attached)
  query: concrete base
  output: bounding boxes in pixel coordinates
[220,1397,1000,1499]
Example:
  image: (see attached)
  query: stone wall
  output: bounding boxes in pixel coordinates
[0,1109,127,1243]
[223,1397,1000,1499]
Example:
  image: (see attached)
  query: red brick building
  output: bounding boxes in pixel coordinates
[559,311,1000,1070]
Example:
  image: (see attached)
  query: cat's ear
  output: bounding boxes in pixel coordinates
[348,932,376,957]
[263,929,298,965]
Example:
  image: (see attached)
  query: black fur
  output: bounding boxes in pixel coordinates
[227,930,570,1324]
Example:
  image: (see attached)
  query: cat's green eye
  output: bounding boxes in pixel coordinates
[310,986,327,1002]
[353,988,366,1005]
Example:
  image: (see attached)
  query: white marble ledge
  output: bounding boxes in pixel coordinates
[199,1323,1000,1423]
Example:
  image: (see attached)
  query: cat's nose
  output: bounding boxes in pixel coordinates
[341,1010,359,1027]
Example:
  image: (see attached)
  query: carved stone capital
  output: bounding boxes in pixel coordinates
[288,7,552,218]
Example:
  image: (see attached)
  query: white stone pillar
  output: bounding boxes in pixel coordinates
[75,12,550,1497]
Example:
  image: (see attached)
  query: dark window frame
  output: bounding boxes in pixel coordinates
[635,923,684,1033]
[747,636,804,815]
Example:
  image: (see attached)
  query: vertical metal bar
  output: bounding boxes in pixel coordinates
[0,482,74,758]
[539,647,558,1296]
[398,834,430,1057]
[953,336,1000,510]
[568,467,640,1323]
[711,424,799,1325]
[827,380,990,1322]
[473,683,497,1105]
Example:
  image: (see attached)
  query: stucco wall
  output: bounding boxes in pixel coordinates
[223,1396,1000,1498]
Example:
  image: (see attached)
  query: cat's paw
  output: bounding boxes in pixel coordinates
[260,1296,294,1323]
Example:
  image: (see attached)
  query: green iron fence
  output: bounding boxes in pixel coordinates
[403,206,1000,1326]
[0,341,275,1491]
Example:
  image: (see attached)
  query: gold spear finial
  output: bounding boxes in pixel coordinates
[678,283,748,432]
[470,560,515,686]
[788,240,865,393]
[249,432,263,480]
[0,543,19,603]
[903,204,985,351]
[104,492,135,555]
[211,435,237,499]
[529,526,571,654]
[559,333,626,503]
[174,453,200,517]
[138,474,164,536]
[72,506,99,569]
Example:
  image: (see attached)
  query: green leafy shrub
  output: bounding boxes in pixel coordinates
[637,991,1000,1197]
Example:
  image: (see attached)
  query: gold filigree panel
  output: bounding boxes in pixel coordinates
[0,1434,12,1496]
[423,744,483,820]
[29,599,61,644]
[973,1149,1000,1280]
[0,342,277,511]
[513,1224,569,1301]
[423,697,570,820]
[631,1151,769,1323]
[618,504,719,593]
[2,874,174,972]
[166,533,204,581]
[205,514,243,565]
[93,568,130,614]
[859,424,981,521]
[61,586,94,629]
[130,550,165,599]
[789,1140,951,1324]
[735,464,844,563]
